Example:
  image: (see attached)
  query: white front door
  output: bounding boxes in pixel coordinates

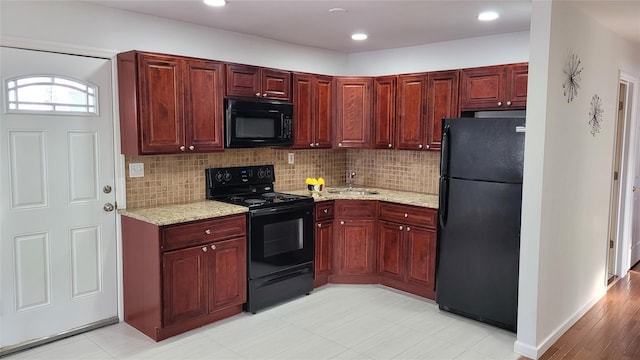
[631,135,640,267]
[0,47,118,349]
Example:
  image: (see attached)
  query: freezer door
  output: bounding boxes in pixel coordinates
[436,178,522,331]
[441,117,525,183]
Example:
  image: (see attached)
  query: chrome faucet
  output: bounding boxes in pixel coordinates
[347,171,356,189]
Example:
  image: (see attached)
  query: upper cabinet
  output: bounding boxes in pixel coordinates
[459,63,528,111]
[117,51,224,155]
[225,64,291,101]
[292,73,333,149]
[334,77,373,149]
[425,70,459,150]
[373,76,397,149]
[395,74,428,150]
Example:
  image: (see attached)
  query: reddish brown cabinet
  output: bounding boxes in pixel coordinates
[377,202,436,299]
[117,51,225,155]
[373,76,397,149]
[314,201,334,287]
[334,77,373,149]
[460,63,528,111]
[122,214,246,341]
[293,73,333,149]
[225,63,291,101]
[426,70,459,150]
[395,74,428,150]
[332,200,377,282]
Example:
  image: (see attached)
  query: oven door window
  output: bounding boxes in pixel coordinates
[249,207,313,278]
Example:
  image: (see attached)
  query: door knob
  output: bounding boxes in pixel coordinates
[103,203,115,212]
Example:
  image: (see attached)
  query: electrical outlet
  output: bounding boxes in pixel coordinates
[129,163,144,178]
[288,153,294,164]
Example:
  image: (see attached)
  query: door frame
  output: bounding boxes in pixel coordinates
[0,35,126,319]
[612,71,639,277]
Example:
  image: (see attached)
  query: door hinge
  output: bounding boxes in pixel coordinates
[610,240,614,249]
[613,171,619,181]
[619,101,624,111]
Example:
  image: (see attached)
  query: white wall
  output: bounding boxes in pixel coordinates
[346,31,530,76]
[516,1,640,358]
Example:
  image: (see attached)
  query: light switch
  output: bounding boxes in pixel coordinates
[129,163,144,178]
[288,153,294,164]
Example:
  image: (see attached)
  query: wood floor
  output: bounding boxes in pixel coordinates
[519,267,640,360]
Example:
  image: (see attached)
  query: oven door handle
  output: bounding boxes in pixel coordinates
[249,202,314,217]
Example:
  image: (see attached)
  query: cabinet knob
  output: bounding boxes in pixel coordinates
[315,143,320,147]
[310,143,315,147]
[404,213,408,218]
[202,246,208,252]
[317,223,322,228]
[418,144,423,149]
[399,225,403,230]
[388,144,392,148]
[407,227,411,232]
[506,101,512,106]
[324,209,328,214]
[211,244,216,250]
[340,221,345,225]
[204,229,211,235]
[255,92,261,97]
[189,145,195,151]
[426,145,430,149]
[179,146,185,151]
[338,143,343,147]
[497,101,503,106]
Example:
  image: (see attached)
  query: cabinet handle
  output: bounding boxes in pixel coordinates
[388,144,392,148]
[497,101,503,106]
[418,144,423,149]
[179,146,185,151]
[211,244,216,250]
[506,101,512,106]
[202,246,208,252]
[340,221,345,225]
[404,213,408,218]
[204,229,211,235]
[407,227,411,232]
[399,225,403,230]
[188,145,195,151]
[255,92,261,97]
[324,209,329,214]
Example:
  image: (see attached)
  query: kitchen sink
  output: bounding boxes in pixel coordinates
[327,188,379,196]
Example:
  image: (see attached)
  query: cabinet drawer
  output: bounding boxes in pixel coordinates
[379,202,436,228]
[315,201,334,221]
[335,200,377,220]
[162,215,246,251]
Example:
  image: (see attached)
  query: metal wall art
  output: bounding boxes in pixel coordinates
[588,94,604,136]
[562,53,583,103]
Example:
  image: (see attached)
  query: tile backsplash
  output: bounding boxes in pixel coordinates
[124,148,440,209]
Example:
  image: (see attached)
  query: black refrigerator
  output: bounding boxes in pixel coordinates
[436,117,525,332]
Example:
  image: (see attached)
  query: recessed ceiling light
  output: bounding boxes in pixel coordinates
[328,8,347,13]
[204,0,226,7]
[351,33,368,41]
[478,11,499,21]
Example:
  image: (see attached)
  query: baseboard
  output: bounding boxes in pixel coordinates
[514,287,606,360]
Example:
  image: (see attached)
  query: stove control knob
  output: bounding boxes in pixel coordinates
[215,172,224,182]
[265,168,272,178]
[224,171,232,182]
[258,169,266,178]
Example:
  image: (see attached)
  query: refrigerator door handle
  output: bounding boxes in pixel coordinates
[441,125,451,178]
[439,177,449,227]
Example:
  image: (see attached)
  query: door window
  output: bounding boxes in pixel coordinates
[5,75,98,115]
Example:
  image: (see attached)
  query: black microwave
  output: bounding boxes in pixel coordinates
[225,98,293,148]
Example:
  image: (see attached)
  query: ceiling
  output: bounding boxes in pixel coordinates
[85,0,639,53]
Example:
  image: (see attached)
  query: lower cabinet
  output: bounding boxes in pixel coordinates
[122,214,246,341]
[314,201,334,287]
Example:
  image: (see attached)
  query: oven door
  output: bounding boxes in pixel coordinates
[248,202,314,279]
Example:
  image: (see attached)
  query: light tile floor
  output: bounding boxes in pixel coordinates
[5,285,521,360]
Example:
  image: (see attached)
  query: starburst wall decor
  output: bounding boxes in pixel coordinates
[588,94,604,136]
[562,53,583,103]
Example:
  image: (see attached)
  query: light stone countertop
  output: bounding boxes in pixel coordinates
[119,200,248,226]
[119,188,437,226]
[285,187,439,209]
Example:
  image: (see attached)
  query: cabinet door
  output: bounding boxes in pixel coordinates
[405,226,436,290]
[163,246,208,326]
[262,68,291,101]
[459,66,505,111]
[208,238,246,313]
[314,220,333,286]
[426,70,459,150]
[377,221,404,282]
[396,74,427,150]
[292,73,314,149]
[138,54,184,154]
[314,76,333,148]
[335,77,372,148]
[373,76,397,149]
[335,219,376,275]
[184,59,224,152]
[506,63,528,109]
[225,63,260,98]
